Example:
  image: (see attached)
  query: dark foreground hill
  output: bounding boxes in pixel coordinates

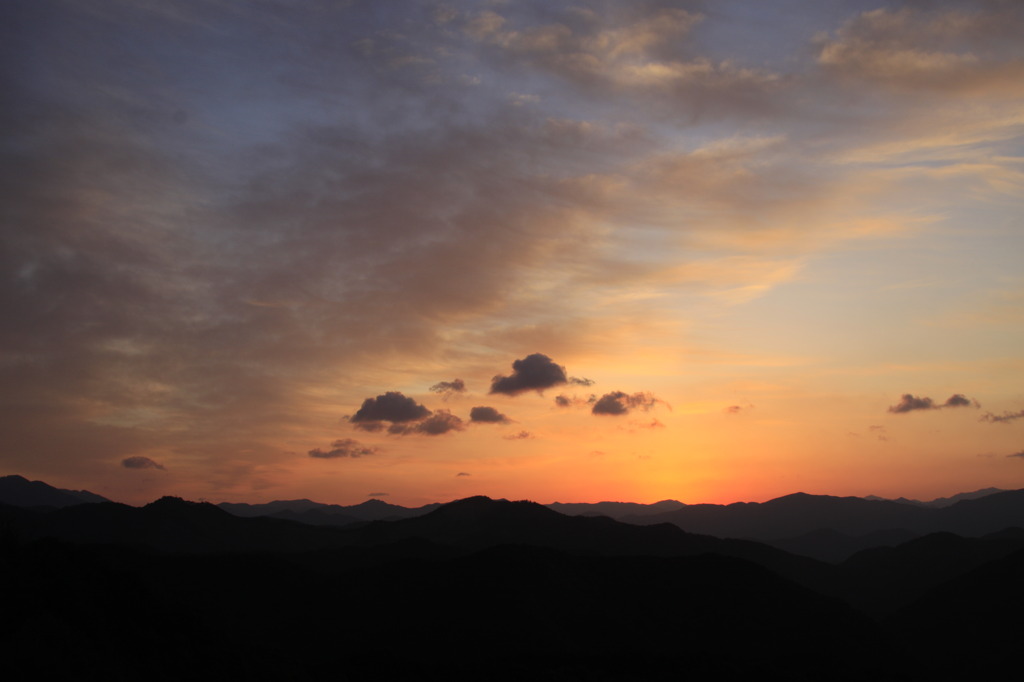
[4,491,1022,680]
[2,534,899,681]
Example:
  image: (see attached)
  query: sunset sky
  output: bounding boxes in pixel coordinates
[3,0,1023,507]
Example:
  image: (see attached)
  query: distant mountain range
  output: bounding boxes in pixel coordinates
[0,474,109,508]
[3,474,1017,562]
[3,473,1023,679]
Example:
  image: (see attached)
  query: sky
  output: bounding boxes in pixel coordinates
[3,0,1023,507]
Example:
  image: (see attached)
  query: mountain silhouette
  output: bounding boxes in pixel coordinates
[0,474,108,508]
[622,489,1024,549]
[219,497,440,524]
[7,476,1023,680]
[546,498,685,518]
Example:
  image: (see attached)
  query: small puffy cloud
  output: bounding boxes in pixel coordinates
[592,391,664,416]
[490,353,568,395]
[456,472,471,477]
[554,393,596,408]
[351,391,431,431]
[943,394,976,408]
[888,393,978,413]
[389,410,465,436]
[308,438,378,459]
[569,376,595,387]
[469,406,510,424]
[503,430,533,440]
[430,379,466,399]
[888,394,934,413]
[122,456,165,470]
[981,409,1024,424]
[724,404,754,415]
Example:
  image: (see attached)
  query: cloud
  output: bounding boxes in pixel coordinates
[503,430,533,440]
[351,392,431,429]
[469,406,510,424]
[724,404,754,415]
[490,353,569,395]
[4,0,1021,501]
[1008,451,1024,459]
[348,392,465,436]
[367,492,389,497]
[388,410,465,436]
[429,379,466,398]
[817,6,1024,93]
[592,391,664,416]
[554,393,596,408]
[569,376,595,386]
[943,394,975,408]
[456,472,471,477]
[887,393,978,414]
[122,456,165,471]
[888,394,935,413]
[308,439,378,459]
[980,409,1024,424]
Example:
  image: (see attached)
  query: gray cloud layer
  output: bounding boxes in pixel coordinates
[3,0,1021,496]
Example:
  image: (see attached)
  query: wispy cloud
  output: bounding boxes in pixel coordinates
[887,393,978,414]
[981,409,1024,424]
[592,391,666,416]
[122,456,165,471]
[308,439,378,459]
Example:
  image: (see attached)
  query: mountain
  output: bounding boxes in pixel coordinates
[0,474,108,508]
[3,492,829,589]
[771,527,921,563]
[886,544,1024,677]
[219,497,684,525]
[218,497,441,525]
[866,487,1007,508]
[833,530,1024,616]
[622,489,1024,546]
[546,498,685,518]
[7,482,1022,679]
[2,531,898,680]
[3,496,357,553]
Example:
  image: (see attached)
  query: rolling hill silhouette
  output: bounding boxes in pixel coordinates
[622,489,1024,547]
[5,475,1022,680]
[0,474,109,508]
